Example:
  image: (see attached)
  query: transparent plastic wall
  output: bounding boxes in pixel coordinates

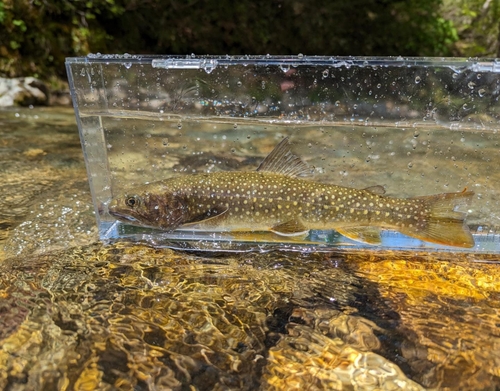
[66,55,500,252]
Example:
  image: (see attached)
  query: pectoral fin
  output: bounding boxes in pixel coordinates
[181,208,229,229]
[336,226,382,245]
[270,218,309,237]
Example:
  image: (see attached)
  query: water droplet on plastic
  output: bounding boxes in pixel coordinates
[413,131,419,138]
[407,162,413,168]
[468,81,476,89]
[162,138,169,146]
[237,81,242,87]
[280,64,290,73]
[124,62,132,69]
[298,53,304,59]
[177,123,183,129]
[202,59,217,74]
[335,101,340,107]
[233,124,238,129]
[478,88,486,97]
[415,76,421,84]
[322,69,329,78]
[80,68,86,76]
[377,83,381,88]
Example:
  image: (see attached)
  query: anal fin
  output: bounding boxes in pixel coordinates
[336,226,382,245]
[270,218,309,237]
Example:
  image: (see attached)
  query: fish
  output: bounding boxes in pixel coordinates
[108,137,475,248]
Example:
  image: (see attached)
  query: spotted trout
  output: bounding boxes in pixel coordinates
[108,137,475,247]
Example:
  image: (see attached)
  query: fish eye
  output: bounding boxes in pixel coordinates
[125,196,139,208]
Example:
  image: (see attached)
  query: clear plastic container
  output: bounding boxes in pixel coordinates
[66,55,500,253]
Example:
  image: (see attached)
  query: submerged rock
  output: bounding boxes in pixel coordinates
[0,243,424,391]
[0,77,49,106]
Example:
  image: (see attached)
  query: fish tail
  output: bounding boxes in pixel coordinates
[401,190,475,248]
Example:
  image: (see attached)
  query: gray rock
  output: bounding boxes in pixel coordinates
[0,76,49,106]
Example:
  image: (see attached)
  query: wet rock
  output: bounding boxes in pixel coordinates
[349,253,500,390]
[264,322,425,391]
[0,77,49,106]
[0,243,273,390]
[49,91,71,106]
[49,86,72,107]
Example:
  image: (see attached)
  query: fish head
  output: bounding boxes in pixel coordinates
[108,186,186,230]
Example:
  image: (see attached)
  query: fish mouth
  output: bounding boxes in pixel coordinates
[108,207,140,224]
[108,209,164,230]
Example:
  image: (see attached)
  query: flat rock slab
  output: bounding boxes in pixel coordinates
[0,77,49,106]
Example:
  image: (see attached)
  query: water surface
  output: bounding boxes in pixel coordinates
[86,110,500,252]
[1,108,500,390]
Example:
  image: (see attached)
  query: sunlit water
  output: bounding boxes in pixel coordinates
[1,108,500,390]
[87,110,499,252]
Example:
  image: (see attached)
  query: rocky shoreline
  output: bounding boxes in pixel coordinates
[0,77,71,107]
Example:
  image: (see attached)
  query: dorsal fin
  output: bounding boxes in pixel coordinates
[256,137,313,177]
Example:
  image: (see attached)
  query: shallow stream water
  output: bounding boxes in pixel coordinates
[1,107,500,390]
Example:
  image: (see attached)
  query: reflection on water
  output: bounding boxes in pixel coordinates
[1,108,500,390]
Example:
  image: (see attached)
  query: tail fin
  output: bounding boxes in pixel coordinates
[401,190,475,248]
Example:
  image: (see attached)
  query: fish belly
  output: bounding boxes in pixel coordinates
[176,172,474,247]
